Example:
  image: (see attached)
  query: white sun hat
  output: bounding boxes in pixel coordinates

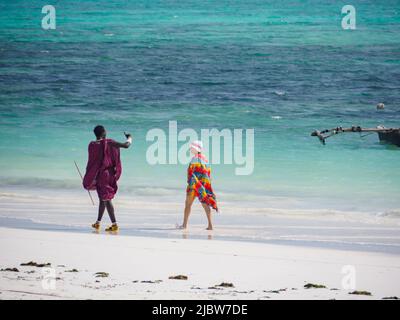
[190,140,203,153]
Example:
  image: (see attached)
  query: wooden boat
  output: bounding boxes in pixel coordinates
[377,128,400,146]
[311,126,400,147]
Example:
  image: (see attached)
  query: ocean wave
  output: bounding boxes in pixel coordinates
[127,186,178,196]
[0,177,79,189]
[1,177,399,224]
[376,210,400,218]
[218,205,400,225]
[0,176,183,196]
[0,192,48,200]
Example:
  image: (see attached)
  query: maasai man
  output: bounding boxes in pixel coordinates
[179,140,218,230]
[83,125,132,232]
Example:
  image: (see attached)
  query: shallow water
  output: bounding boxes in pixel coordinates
[0,1,399,223]
[1,188,400,254]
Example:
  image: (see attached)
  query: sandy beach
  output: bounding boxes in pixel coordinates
[1,0,400,303]
[1,227,399,300]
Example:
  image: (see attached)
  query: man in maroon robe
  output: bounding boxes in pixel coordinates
[83,125,132,232]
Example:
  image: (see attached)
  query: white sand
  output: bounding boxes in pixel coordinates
[0,227,399,300]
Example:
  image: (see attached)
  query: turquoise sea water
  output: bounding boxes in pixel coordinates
[0,1,399,216]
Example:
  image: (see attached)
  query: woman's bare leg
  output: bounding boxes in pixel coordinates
[201,203,213,230]
[181,193,195,229]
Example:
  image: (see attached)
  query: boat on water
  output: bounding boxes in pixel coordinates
[377,128,400,146]
[311,126,400,147]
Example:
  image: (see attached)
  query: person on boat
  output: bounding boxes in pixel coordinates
[83,125,132,232]
[179,140,218,230]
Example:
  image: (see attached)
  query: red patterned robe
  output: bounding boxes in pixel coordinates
[83,139,122,201]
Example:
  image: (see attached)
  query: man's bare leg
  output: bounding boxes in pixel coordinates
[104,200,118,232]
[201,202,213,230]
[92,201,106,230]
[181,193,195,229]
[97,201,106,222]
[105,200,116,224]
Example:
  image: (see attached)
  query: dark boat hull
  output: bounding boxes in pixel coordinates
[378,130,400,147]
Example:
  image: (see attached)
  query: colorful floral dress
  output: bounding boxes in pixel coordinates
[186,154,218,212]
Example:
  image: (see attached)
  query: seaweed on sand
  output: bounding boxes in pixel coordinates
[304,283,327,289]
[168,275,188,280]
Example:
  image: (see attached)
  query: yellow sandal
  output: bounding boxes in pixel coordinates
[92,222,100,230]
[105,224,119,232]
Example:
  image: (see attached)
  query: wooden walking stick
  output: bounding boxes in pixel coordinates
[74,160,95,206]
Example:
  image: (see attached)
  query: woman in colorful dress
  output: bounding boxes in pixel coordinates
[179,140,218,230]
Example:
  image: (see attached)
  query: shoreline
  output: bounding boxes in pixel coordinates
[2,218,400,256]
[1,227,400,300]
[1,186,400,255]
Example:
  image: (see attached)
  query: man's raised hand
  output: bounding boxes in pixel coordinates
[124,132,132,139]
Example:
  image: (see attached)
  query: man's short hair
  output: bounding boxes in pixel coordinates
[94,125,106,139]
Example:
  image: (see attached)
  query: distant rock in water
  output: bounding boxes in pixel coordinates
[377,103,385,110]
[274,90,286,96]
